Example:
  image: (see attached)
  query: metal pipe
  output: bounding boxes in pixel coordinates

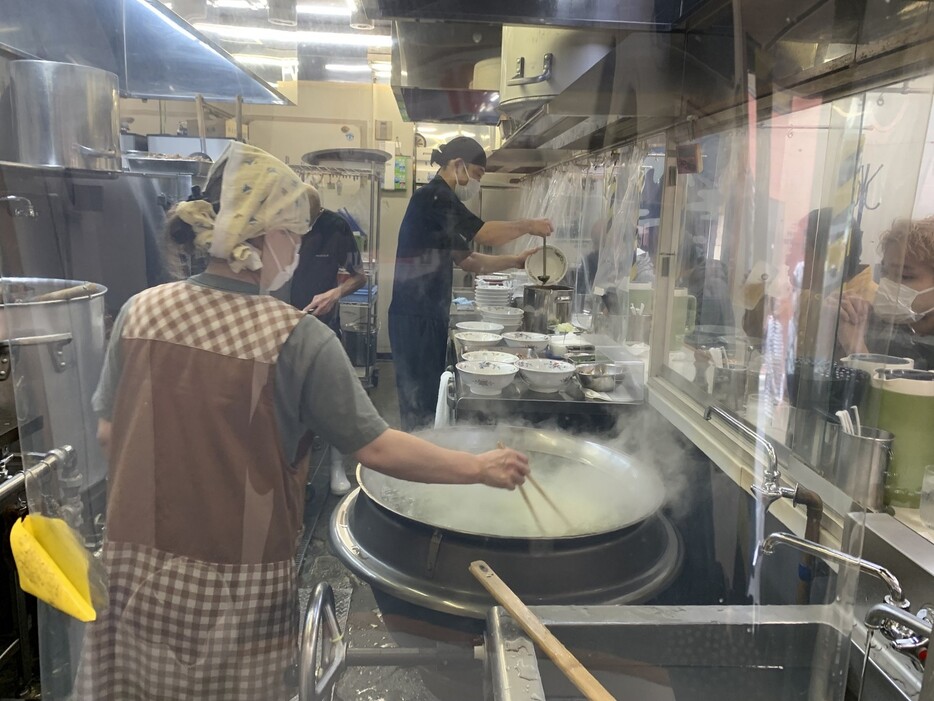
[195,94,207,157]
[0,195,37,219]
[759,532,907,606]
[704,405,779,484]
[794,485,824,604]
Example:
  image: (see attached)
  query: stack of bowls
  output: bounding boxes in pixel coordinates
[462,350,520,364]
[474,276,512,309]
[479,305,523,332]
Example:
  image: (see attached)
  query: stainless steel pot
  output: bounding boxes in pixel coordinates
[341,322,376,367]
[11,61,120,171]
[522,284,572,333]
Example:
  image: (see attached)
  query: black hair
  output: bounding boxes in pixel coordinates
[430,136,487,169]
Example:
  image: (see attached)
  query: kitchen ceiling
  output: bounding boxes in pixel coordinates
[158,0,394,86]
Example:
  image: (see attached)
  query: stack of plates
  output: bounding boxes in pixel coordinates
[479,305,524,332]
[474,275,512,308]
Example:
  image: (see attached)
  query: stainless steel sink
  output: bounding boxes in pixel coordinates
[483,605,917,701]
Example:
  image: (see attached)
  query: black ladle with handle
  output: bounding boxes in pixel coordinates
[537,240,550,285]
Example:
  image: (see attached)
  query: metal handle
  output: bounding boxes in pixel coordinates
[299,582,347,701]
[507,53,554,86]
[74,144,118,159]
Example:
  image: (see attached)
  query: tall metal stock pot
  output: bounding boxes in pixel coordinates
[330,426,681,618]
[11,60,121,171]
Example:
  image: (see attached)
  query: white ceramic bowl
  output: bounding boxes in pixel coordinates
[455,321,505,334]
[478,305,523,318]
[514,358,576,393]
[454,331,503,350]
[462,350,520,364]
[500,323,523,333]
[502,331,549,350]
[456,361,518,396]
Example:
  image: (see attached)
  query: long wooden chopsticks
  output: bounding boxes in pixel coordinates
[497,441,572,533]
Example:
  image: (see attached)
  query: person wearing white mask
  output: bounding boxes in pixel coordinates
[839,217,934,369]
[79,143,531,700]
[389,136,553,431]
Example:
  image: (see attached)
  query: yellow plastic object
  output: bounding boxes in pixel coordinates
[10,515,96,622]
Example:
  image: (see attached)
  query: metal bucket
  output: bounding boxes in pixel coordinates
[522,284,572,333]
[826,425,894,511]
[341,322,376,367]
[10,60,121,171]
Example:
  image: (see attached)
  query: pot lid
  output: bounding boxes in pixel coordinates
[357,426,665,539]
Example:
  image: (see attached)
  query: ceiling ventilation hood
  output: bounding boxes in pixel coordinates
[1,0,289,104]
[390,21,502,124]
[364,0,708,30]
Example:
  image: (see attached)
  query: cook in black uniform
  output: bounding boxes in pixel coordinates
[291,206,367,493]
[388,137,552,431]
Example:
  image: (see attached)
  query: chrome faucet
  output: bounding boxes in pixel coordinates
[0,195,37,219]
[865,601,932,668]
[705,405,796,508]
[756,532,909,608]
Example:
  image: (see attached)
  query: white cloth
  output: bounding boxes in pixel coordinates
[174,142,315,273]
[434,371,454,428]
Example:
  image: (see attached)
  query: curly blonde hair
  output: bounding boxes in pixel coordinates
[880,217,934,270]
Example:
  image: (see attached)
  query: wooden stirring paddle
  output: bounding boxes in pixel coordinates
[469,561,616,701]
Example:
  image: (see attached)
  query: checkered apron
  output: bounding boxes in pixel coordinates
[73,281,309,701]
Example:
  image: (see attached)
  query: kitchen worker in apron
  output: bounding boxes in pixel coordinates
[77,142,530,701]
[290,203,367,495]
[389,136,552,431]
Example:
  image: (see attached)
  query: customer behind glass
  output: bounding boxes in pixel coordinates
[678,236,734,331]
[290,201,367,495]
[838,217,934,369]
[389,136,552,431]
[80,143,530,701]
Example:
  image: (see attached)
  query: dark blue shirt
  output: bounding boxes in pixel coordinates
[290,209,362,331]
[389,176,484,320]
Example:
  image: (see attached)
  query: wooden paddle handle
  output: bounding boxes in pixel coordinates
[31,284,96,303]
[469,560,616,701]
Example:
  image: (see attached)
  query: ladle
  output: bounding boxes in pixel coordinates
[538,240,550,285]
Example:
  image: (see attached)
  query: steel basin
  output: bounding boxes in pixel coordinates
[484,605,914,701]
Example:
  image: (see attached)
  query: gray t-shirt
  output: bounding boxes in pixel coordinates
[92,273,387,460]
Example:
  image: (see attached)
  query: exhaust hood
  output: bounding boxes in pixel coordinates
[390,21,502,124]
[1,0,289,104]
[364,0,708,30]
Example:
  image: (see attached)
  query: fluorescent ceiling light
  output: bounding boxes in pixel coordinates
[234,53,298,67]
[212,0,351,14]
[325,63,371,72]
[194,22,392,46]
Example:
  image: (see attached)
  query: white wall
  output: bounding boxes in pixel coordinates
[120,80,416,353]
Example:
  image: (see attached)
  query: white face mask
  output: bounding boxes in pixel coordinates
[873,277,934,324]
[453,162,481,202]
[260,230,302,292]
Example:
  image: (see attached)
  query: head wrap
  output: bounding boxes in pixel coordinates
[430,136,487,169]
[174,143,316,272]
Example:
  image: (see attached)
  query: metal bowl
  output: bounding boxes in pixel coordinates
[576,363,626,392]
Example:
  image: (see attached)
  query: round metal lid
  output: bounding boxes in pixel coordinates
[357,426,665,540]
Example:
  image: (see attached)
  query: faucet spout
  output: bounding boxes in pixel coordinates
[0,195,37,219]
[705,405,784,498]
[760,532,907,607]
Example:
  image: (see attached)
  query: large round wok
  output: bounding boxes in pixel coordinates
[330,426,680,618]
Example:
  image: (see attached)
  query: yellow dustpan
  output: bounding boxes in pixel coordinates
[10,515,96,622]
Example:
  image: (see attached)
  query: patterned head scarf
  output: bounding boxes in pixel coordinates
[173,143,316,272]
